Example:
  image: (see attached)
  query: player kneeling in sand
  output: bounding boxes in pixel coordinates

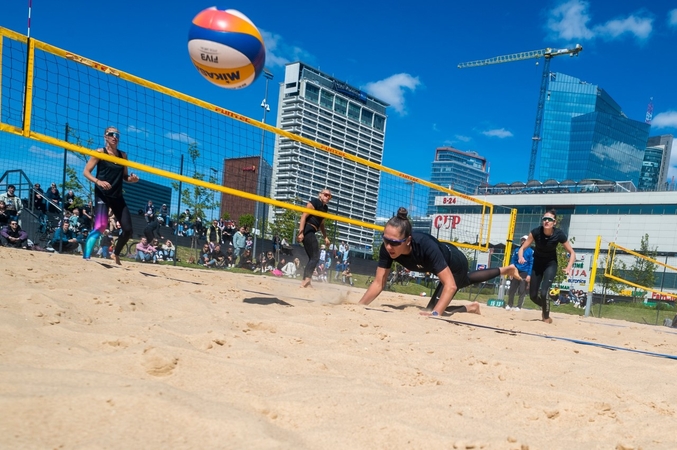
[359,207,521,317]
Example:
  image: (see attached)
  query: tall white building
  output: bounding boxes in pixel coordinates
[271,62,388,250]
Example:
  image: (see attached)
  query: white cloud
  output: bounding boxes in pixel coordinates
[482,128,513,138]
[127,125,149,137]
[363,73,421,115]
[547,0,653,42]
[260,29,314,68]
[594,16,652,40]
[669,9,677,28]
[165,132,197,144]
[28,145,82,164]
[547,0,595,40]
[652,111,677,129]
[455,135,472,142]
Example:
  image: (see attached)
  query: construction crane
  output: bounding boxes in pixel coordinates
[458,44,583,181]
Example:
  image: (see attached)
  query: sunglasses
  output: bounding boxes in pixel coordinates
[10,222,18,225]
[105,131,120,139]
[321,193,332,198]
[383,236,408,247]
[542,217,555,223]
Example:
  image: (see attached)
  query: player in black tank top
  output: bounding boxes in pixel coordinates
[517,210,576,323]
[82,126,140,265]
[297,189,332,288]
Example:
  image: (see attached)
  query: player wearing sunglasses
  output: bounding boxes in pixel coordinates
[82,126,139,265]
[517,209,575,323]
[297,189,333,288]
[359,207,521,316]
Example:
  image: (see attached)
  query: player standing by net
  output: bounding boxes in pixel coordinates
[517,209,576,323]
[359,207,521,316]
[82,126,139,265]
[297,189,332,288]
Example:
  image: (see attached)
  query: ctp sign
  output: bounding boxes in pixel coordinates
[433,214,461,230]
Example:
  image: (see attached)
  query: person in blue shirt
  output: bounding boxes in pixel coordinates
[506,235,534,311]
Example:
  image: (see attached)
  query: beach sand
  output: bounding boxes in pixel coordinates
[1,247,675,449]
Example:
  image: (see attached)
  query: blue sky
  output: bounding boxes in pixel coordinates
[2,0,677,188]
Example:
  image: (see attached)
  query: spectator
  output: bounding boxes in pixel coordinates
[222,220,235,247]
[44,183,61,213]
[98,229,112,259]
[81,200,93,230]
[245,235,253,251]
[0,185,23,222]
[143,216,164,243]
[158,203,170,227]
[207,220,220,249]
[224,246,235,267]
[281,258,301,278]
[342,264,354,286]
[263,251,276,272]
[32,183,46,214]
[232,226,246,261]
[272,234,280,253]
[237,249,255,270]
[69,208,84,232]
[205,244,227,268]
[64,189,77,212]
[506,235,534,312]
[135,237,157,263]
[199,243,211,265]
[51,221,80,253]
[144,200,155,222]
[1,220,29,248]
[0,201,10,227]
[161,239,176,262]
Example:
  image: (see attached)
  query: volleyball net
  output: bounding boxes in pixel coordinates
[603,241,677,302]
[0,26,502,253]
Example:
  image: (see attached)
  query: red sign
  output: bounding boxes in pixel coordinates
[433,214,461,229]
[242,165,256,172]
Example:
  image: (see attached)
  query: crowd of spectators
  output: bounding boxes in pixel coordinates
[3,188,355,284]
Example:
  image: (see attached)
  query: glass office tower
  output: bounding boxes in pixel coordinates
[539,72,650,184]
[426,147,488,215]
[639,135,674,191]
[271,62,388,250]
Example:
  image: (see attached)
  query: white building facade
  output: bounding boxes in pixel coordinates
[270,62,388,249]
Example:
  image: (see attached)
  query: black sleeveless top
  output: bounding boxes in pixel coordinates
[306,197,328,229]
[95,148,125,199]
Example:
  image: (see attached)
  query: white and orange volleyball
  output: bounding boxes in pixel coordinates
[188,7,266,89]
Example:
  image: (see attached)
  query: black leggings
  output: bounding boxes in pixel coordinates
[530,259,558,319]
[302,226,320,279]
[99,195,133,256]
[426,247,501,310]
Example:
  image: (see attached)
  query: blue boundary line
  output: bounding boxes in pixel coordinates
[433,317,677,361]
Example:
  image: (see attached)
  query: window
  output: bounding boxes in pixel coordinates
[348,102,361,121]
[320,90,334,110]
[334,96,347,115]
[360,110,373,127]
[305,84,319,103]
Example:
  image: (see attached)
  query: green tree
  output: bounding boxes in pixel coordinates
[238,213,255,231]
[628,233,657,301]
[268,208,299,243]
[596,254,628,296]
[62,125,94,206]
[170,142,218,224]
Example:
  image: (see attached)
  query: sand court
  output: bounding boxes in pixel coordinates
[1,248,676,449]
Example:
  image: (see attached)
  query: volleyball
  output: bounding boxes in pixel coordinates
[188,7,266,89]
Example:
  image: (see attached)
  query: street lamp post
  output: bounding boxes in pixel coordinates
[253,68,274,257]
[210,167,218,220]
[404,181,415,213]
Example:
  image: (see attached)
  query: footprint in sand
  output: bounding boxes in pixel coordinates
[142,347,178,376]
